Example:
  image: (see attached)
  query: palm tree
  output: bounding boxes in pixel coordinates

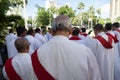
[77,2,85,26]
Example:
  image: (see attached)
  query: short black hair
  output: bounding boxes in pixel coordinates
[16,26,27,36]
[27,28,35,35]
[72,27,80,36]
[81,28,86,33]
[9,29,13,33]
[93,23,104,31]
[112,22,120,28]
[35,28,40,33]
[105,23,112,31]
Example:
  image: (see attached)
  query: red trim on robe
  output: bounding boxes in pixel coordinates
[106,33,119,43]
[69,36,81,40]
[81,33,88,37]
[95,35,113,49]
[31,50,55,80]
[5,58,21,80]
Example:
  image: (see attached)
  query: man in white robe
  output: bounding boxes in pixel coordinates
[3,38,37,80]
[8,26,28,58]
[25,28,42,54]
[69,27,87,46]
[31,15,102,80]
[88,24,114,80]
[45,27,53,41]
[5,29,16,58]
[112,22,120,80]
[35,28,47,44]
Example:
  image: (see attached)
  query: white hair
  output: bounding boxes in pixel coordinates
[52,15,72,32]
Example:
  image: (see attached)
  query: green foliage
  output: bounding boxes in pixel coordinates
[58,5,75,18]
[7,15,25,29]
[9,0,28,8]
[116,16,120,22]
[36,7,53,27]
[77,2,85,11]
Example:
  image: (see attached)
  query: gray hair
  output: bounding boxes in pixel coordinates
[52,15,72,32]
[15,37,30,53]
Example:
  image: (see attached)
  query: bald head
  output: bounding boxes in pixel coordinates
[52,15,72,33]
[15,38,30,53]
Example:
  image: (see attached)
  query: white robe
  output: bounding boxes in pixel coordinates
[45,32,52,41]
[86,32,114,80]
[5,33,16,57]
[9,37,34,58]
[36,35,102,80]
[35,33,47,44]
[2,53,37,80]
[25,35,42,53]
[113,30,120,80]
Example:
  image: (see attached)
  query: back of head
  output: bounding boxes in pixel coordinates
[16,26,27,37]
[52,15,72,33]
[15,37,30,53]
[112,22,120,28]
[35,28,40,33]
[9,29,13,33]
[81,28,86,33]
[27,28,35,36]
[72,27,80,36]
[105,23,112,31]
[93,23,104,31]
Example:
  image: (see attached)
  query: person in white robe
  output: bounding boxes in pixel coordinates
[5,29,16,58]
[111,22,120,80]
[8,26,29,58]
[87,23,114,80]
[25,28,42,54]
[69,27,87,46]
[45,27,53,41]
[31,15,102,80]
[35,28,47,44]
[3,38,37,80]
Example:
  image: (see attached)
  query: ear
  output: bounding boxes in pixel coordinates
[69,27,74,34]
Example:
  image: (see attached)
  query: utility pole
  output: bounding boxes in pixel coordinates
[23,0,28,29]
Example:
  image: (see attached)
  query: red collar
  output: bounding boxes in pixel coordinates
[69,36,81,40]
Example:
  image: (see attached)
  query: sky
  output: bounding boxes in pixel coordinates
[24,0,110,19]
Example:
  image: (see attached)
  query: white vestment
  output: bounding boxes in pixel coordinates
[45,32,52,41]
[35,35,102,80]
[5,33,16,57]
[9,37,34,58]
[35,33,47,44]
[86,32,114,80]
[3,53,37,80]
[25,35,42,53]
[113,30,120,80]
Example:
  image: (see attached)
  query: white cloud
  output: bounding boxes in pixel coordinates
[100,3,110,18]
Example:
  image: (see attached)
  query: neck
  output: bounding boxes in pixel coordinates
[53,31,70,37]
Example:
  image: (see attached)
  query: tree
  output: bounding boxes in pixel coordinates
[77,2,85,26]
[58,5,75,18]
[36,7,53,27]
[77,2,85,10]
[9,0,28,15]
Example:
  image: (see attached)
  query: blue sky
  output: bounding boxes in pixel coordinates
[25,0,110,18]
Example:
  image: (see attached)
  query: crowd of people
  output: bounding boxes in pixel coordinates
[1,15,120,80]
